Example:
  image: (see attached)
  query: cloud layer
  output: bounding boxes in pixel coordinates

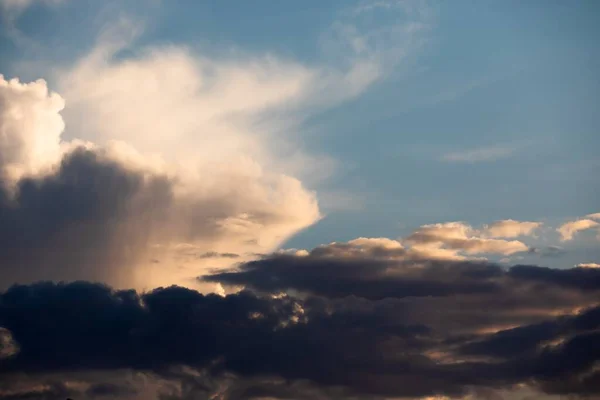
[2,258,600,399]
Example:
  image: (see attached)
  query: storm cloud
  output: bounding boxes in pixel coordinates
[0,75,320,290]
[0,276,599,399]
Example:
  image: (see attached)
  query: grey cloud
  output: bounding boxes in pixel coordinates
[204,249,600,301]
[1,279,600,399]
[0,147,172,287]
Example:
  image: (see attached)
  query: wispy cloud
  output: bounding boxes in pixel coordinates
[557,213,600,241]
[441,144,517,163]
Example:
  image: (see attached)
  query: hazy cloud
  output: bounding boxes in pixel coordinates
[441,145,516,163]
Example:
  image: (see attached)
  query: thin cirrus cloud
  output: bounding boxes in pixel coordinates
[441,144,517,163]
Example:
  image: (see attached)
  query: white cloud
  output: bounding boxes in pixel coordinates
[0,75,65,183]
[482,219,542,238]
[441,145,516,163]
[0,3,432,290]
[405,221,530,259]
[577,263,600,269]
[56,5,429,182]
[0,72,321,291]
[557,218,600,241]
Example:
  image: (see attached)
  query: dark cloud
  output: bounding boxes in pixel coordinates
[508,264,600,291]
[0,147,172,287]
[204,253,506,300]
[459,305,600,359]
[198,252,240,259]
[204,252,600,300]
[85,382,138,398]
[0,280,599,399]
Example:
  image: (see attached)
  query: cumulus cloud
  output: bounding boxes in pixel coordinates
[0,6,434,290]
[0,76,65,183]
[557,216,600,241]
[0,73,321,290]
[405,221,530,259]
[482,219,542,238]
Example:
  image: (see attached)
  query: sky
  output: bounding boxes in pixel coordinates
[0,1,599,399]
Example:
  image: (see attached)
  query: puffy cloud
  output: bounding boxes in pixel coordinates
[482,219,542,238]
[405,222,530,259]
[0,73,320,290]
[0,76,65,183]
[557,218,599,241]
[0,8,433,290]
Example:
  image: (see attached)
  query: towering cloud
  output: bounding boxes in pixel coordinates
[0,74,320,290]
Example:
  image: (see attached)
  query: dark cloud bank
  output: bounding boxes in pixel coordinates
[1,147,600,399]
[1,255,600,398]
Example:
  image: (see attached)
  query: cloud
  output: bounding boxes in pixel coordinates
[557,216,600,241]
[482,219,542,238]
[0,74,320,290]
[0,6,435,290]
[206,240,600,303]
[0,76,65,183]
[0,327,19,360]
[1,275,600,399]
[577,263,600,269]
[405,222,530,259]
[0,0,67,47]
[0,0,63,14]
[53,3,430,183]
[441,145,516,163]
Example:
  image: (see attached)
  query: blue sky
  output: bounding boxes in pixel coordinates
[1,0,598,269]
